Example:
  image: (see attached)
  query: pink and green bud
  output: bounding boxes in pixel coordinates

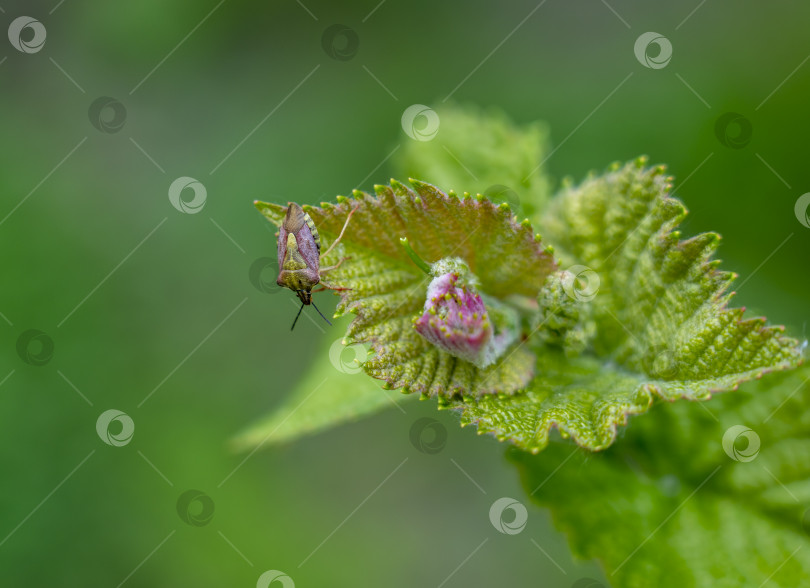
[413,258,518,368]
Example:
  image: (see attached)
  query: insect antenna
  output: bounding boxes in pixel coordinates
[311,301,333,326]
[290,302,305,331]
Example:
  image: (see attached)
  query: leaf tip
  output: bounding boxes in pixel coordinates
[635,154,649,167]
[408,178,431,192]
[390,178,407,192]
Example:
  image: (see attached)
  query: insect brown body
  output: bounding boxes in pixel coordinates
[277,203,322,305]
[276,202,356,329]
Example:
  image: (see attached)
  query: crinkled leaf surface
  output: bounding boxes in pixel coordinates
[449,158,802,452]
[255,178,556,398]
[394,104,552,219]
[232,319,414,450]
[455,351,650,451]
[511,364,810,587]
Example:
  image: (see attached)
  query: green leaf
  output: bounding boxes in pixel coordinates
[447,158,802,452]
[510,363,810,587]
[394,104,552,220]
[451,351,651,452]
[232,319,414,450]
[255,179,557,397]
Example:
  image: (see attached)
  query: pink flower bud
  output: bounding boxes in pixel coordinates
[414,259,518,368]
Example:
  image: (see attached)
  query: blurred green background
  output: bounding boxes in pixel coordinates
[2,1,809,586]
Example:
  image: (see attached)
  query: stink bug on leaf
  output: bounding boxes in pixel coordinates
[276,202,356,330]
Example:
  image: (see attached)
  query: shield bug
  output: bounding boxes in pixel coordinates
[277,202,356,330]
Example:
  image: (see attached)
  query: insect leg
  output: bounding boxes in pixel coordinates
[315,282,352,293]
[319,254,351,275]
[321,204,358,259]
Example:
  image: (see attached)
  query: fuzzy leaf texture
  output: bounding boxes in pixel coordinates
[450,158,802,453]
[255,179,556,398]
[511,363,810,587]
